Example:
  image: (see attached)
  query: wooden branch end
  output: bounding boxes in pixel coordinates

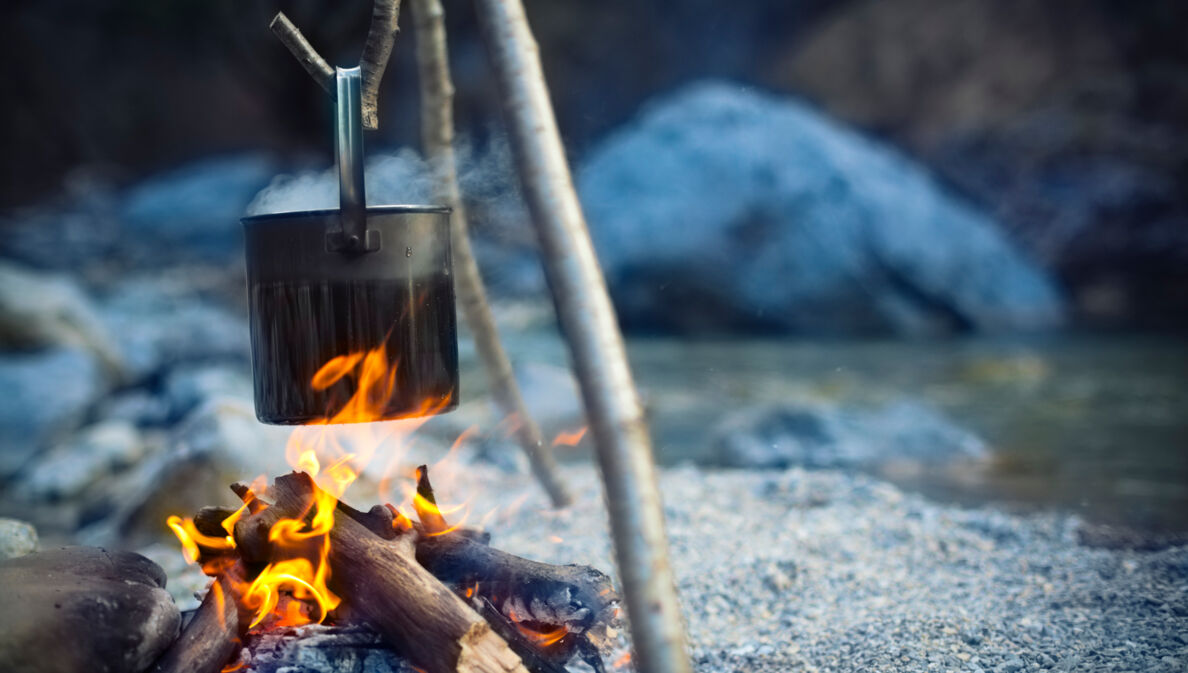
[270,11,335,96]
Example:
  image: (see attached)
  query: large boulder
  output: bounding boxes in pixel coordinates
[0,546,180,673]
[0,348,107,479]
[770,0,1188,327]
[578,81,1065,335]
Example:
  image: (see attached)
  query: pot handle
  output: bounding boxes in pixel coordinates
[329,66,379,253]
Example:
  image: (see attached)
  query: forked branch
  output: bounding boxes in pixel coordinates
[269,0,404,130]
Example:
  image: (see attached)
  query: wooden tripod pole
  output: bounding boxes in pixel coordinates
[471,1,691,671]
[409,0,571,508]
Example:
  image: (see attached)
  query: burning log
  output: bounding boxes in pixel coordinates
[411,465,618,669]
[234,472,529,673]
[150,563,249,673]
[181,468,618,673]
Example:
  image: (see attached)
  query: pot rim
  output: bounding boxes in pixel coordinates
[242,204,451,223]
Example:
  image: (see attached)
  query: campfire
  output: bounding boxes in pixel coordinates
[157,345,619,673]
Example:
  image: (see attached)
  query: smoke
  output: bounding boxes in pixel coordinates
[246,135,546,295]
[246,147,436,215]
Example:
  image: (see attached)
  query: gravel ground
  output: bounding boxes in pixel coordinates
[163,458,1188,673]
[459,461,1188,673]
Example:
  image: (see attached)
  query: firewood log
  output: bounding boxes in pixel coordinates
[150,562,249,673]
[234,472,528,673]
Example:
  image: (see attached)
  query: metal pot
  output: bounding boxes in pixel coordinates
[242,67,458,424]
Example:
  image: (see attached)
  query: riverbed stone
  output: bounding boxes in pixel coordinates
[0,261,125,376]
[578,81,1065,335]
[20,420,147,501]
[98,278,249,381]
[0,546,180,673]
[0,519,38,559]
[0,347,107,479]
[119,154,275,263]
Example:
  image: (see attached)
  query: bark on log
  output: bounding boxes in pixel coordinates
[472,1,690,671]
[359,0,404,129]
[150,565,248,673]
[269,0,401,130]
[409,0,571,508]
[416,532,616,641]
[270,12,334,95]
[242,473,529,673]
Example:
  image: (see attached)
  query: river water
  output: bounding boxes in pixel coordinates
[623,334,1188,533]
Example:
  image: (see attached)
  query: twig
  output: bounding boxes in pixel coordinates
[471,1,691,671]
[359,0,404,129]
[410,0,571,507]
[269,12,334,95]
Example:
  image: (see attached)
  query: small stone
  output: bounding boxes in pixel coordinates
[0,519,38,559]
[996,656,1025,673]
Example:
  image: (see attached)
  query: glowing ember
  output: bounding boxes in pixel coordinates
[508,608,568,647]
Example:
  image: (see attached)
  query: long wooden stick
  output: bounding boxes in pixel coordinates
[471,1,691,671]
[409,0,571,507]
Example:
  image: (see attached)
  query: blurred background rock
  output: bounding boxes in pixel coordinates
[3,0,1186,327]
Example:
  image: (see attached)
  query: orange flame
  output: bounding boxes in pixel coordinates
[166,515,235,564]
[508,608,568,647]
[167,340,462,631]
[614,652,632,668]
[551,426,588,447]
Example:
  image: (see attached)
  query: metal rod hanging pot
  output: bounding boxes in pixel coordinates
[242,67,459,424]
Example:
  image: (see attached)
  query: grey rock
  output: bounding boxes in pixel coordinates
[120,154,275,262]
[97,390,173,428]
[164,364,254,419]
[85,397,290,546]
[0,546,180,673]
[99,279,249,380]
[0,348,106,478]
[713,399,986,470]
[0,519,38,559]
[578,81,1065,335]
[0,261,125,376]
[20,420,146,500]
